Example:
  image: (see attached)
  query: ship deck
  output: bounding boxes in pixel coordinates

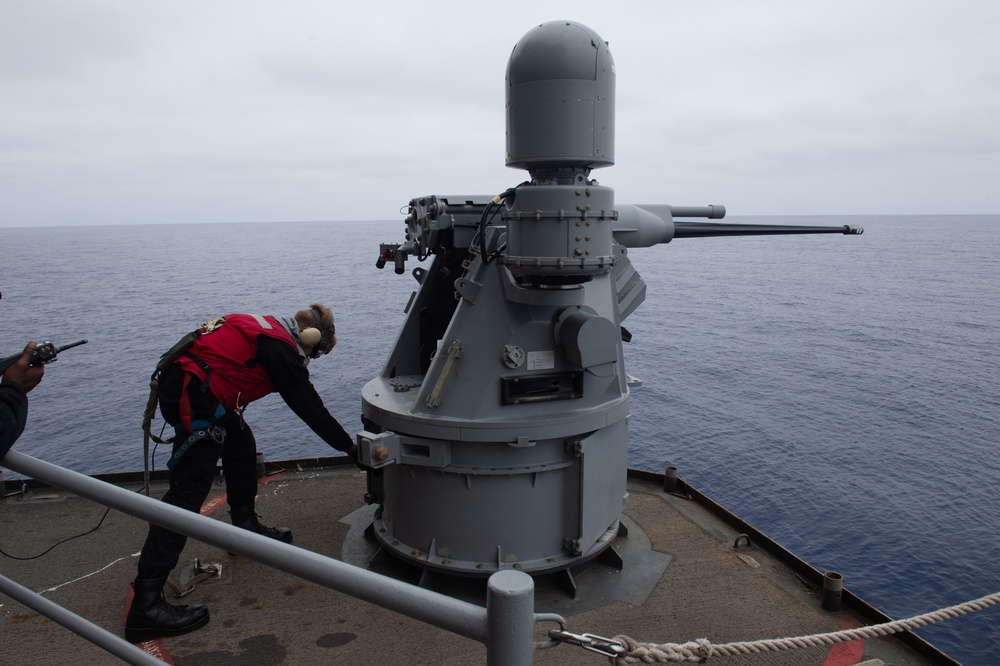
[1,460,956,665]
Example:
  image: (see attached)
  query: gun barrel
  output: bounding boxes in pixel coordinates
[667,205,727,219]
[613,204,863,247]
[674,223,864,238]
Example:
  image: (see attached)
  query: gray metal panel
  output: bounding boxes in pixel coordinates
[580,418,629,547]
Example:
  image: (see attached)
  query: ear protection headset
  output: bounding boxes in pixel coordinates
[298,306,336,358]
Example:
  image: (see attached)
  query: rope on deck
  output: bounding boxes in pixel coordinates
[608,588,1000,663]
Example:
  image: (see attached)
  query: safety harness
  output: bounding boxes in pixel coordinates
[141,317,227,495]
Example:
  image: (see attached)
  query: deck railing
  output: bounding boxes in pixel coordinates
[0,450,544,665]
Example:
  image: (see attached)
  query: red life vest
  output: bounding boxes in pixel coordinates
[176,313,302,414]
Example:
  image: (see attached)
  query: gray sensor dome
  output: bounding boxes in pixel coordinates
[505,21,616,173]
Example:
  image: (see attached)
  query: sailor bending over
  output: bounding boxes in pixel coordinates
[126,303,356,642]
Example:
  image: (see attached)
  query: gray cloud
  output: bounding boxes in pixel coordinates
[2,0,998,226]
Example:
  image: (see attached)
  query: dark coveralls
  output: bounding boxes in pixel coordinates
[136,334,354,581]
[0,381,29,459]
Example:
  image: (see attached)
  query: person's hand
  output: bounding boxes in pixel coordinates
[344,444,365,472]
[2,341,45,393]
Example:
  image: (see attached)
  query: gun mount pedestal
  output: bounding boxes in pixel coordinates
[359,194,631,581]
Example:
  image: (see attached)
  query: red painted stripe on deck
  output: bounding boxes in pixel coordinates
[200,471,287,515]
[822,611,865,666]
[259,471,287,485]
[122,470,289,661]
[137,639,177,664]
[198,491,228,515]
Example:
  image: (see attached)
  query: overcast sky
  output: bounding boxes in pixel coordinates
[2,0,998,227]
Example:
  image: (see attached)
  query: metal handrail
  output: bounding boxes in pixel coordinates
[0,450,542,665]
[0,572,164,666]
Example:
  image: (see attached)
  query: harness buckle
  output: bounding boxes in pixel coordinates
[208,425,226,444]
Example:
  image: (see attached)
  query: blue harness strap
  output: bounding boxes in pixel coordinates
[166,403,227,470]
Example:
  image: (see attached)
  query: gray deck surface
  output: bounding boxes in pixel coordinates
[1,464,945,665]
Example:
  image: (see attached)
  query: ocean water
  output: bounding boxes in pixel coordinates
[1,215,998,664]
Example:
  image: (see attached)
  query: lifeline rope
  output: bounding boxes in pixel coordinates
[610,589,1000,663]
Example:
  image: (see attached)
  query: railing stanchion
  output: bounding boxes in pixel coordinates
[486,570,536,665]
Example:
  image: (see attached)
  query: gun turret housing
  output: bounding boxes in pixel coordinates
[359,21,861,586]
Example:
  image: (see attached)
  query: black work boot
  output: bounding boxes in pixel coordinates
[125,577,209,642]
[230,505,293,543]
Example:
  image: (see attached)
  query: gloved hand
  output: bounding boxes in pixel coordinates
[343,444,366,472]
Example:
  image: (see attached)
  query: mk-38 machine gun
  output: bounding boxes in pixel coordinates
[357,21,861,593]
